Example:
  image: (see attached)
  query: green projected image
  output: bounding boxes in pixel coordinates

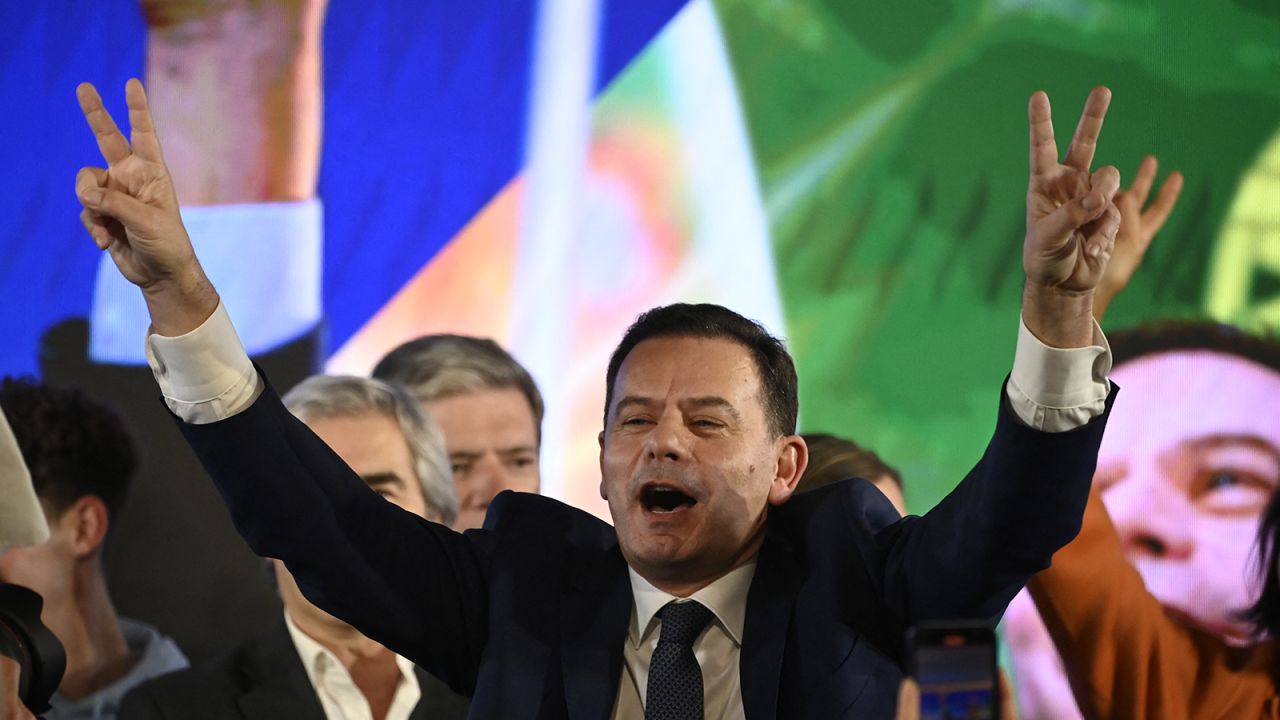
[715,0,1280,509]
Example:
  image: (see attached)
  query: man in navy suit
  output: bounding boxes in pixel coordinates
[73,79,1122,717]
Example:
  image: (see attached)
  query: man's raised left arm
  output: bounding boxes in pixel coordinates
[880,87,1123,624]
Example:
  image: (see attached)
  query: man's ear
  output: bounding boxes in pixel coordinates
[767,435,808,507]
[63,495,110,558]
[598,430,608,501]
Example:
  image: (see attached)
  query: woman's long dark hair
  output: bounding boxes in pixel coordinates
[1241,490,1280,640]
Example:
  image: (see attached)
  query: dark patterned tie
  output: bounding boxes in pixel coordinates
[645,600,716,720]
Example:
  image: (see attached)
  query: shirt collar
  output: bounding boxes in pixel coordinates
[627,558,758,650]
[283,611,418,689]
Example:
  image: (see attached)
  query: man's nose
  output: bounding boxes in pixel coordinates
[1106,477,1195,561]
[464,454,512,507]
[644,412,688,463]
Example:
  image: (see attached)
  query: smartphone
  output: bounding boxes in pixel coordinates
[906,622,998,720]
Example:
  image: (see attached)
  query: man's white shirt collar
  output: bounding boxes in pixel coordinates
[627,559,758,649]
[283,610,419,702]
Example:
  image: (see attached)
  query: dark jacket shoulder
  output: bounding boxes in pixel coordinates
[120,622,470,720]
[119,623,322,719]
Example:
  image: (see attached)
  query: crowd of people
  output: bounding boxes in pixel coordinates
[2,4,1279,720]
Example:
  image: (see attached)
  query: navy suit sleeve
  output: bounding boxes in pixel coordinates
[878,379,1117,623]
[174,376,492,694]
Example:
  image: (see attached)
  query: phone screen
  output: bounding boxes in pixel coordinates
[913,628,997,720]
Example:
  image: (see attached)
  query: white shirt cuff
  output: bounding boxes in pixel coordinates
[92,199,323,364]
[1006,315,1112,432]
[146,302,263,424]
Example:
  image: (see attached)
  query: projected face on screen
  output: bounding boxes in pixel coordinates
[1005,348,1280,719]
[1098,350,1280,641]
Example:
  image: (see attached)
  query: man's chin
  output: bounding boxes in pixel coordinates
[622,527,700,572]
[630,530,690,558]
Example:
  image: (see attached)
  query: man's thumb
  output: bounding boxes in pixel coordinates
[84,186,155,231]
[1039,192,1104,240]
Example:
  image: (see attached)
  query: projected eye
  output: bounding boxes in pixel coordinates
[1195,468,1275,516]
[1207,472,1241,490]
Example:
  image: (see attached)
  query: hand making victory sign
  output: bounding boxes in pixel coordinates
[74,79,218,336]
[1093,154,1184,321]
[1020,86,1122,348]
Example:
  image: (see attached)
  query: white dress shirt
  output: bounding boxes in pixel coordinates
[613,560,756,719]
[284,612,422,720]
[146,303,1111,719]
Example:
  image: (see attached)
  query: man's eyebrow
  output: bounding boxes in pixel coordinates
[683,396,741,423]
[613,395,742,422]
[614,396,655,414]
[362,472,408,490]
[498,446,538,456]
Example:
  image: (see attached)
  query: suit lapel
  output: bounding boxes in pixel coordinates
[560,546,631,720]
[740,535,802,720]
[410,666,469,720]
[237,623,328,719]
[409,668,434,720]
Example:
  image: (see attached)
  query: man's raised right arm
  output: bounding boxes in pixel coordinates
[73,80,490,691]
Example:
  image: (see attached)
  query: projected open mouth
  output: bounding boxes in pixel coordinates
[640,485,697,514]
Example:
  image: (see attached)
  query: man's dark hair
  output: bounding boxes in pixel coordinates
[797,433,902,494]
[1110,320,1280,372]
[604,303,798,436]
[0,377,138,523]
[372,334,544,442]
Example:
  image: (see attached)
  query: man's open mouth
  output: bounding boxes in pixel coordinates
[640,485,697,513]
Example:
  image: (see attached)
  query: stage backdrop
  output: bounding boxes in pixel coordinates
[4,0,1278,711]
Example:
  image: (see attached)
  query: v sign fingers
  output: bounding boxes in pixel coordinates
[75,80,216,336]
[1143,169,1184,234]
[1024,87,1120,295]
[1064,87,1111,171]
[1093,160,1185,321]
[1027,91,1059,177]
[76,83,131,166]
[1128,155,1158,207]
[125,78,165,163]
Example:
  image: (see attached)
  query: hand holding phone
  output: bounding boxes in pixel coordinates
[905,622,1002,720]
